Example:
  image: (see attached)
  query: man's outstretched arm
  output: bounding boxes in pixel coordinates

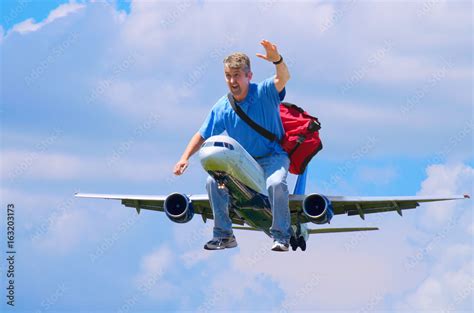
[173,131,205,175]
[256,39,290,92]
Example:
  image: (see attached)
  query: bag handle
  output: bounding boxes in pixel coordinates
[281,102,321,130]
[227,93,278,142]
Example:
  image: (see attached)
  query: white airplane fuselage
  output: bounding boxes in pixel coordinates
[198,135,307,238]
[199,135,266,194]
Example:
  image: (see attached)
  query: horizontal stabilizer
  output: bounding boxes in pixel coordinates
[232,226,260,231]
[308,227,379,234]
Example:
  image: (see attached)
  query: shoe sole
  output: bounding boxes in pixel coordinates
[271,243,289,252]
[271,247,289,252]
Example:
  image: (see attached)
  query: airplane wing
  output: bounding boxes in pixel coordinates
[74,193,246,225]
[289,194,469,222]
[76,193,468,226]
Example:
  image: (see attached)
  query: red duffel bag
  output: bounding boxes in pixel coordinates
[279,102,323,174]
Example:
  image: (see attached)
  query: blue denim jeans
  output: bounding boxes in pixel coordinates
[206,153,291,244]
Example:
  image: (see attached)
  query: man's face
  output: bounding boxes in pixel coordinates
[224,66,252,99]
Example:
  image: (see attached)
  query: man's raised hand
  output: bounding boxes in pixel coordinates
[256,40,281,63]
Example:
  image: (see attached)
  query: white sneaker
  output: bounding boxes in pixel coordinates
[271,241,289,252]
[204,236,238,250]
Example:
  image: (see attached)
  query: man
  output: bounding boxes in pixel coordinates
[173,40,291,252]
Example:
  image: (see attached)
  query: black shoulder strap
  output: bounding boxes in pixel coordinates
[227,93,278,142]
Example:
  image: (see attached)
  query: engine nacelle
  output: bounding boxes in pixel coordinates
[164,193,194,224]
[302,194,334,224]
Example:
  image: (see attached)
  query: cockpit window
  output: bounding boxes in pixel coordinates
[224,143,234,150]
[202,141,235,150]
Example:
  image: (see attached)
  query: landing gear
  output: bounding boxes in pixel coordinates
[290,236,298,251]
[214,174,228,190]
[290,218,307,252]
[290,235,307,251]
[298,236,306,251]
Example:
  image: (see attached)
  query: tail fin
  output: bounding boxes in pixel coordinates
[293,168,308,195]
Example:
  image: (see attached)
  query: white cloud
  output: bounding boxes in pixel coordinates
[399,258,473,312]
[364,53,468,84]
[200,268,283,311]
[46,1,85,21]
[133,246,178,302]
[98,78,207,132]
[10,1,85,35]
[2,149,83,180]
[22,189,141,257]
[0,187,67,231]
[204,227,419,311]
[11,18,42,33]
[136,246,173,283]
[417,163,473,228]
[113,2,346,75]
[32,208,92,254]
[179,248,212,268]
[403,277,445,309]
[1,148,174,182]
[396,162,473,311]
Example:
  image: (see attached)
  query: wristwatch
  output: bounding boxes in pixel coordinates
[273,55,283,65]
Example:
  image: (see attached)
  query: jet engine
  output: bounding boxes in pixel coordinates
[164,193,194,223]
[302,194,334,224]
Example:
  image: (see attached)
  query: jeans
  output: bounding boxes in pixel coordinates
[206,153,291,244]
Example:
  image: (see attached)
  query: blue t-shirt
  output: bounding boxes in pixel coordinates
[199,77,286,158]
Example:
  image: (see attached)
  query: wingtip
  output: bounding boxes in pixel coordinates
[464,194,470,199]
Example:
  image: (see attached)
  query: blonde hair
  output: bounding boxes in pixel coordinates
[223,52,251,73]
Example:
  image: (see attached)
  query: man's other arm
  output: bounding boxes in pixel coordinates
[173,131,205,175]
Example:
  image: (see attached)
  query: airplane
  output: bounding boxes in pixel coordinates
[75,135,470,251]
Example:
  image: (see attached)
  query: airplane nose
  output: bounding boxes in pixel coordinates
[199,146,226,163]
[199,146,231,173]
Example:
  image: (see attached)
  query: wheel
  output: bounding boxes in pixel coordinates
[298,236,306,251]
[290,236,298,251]
[300,240,306,251]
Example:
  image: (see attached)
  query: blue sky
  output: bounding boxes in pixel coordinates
[1,0,473,312]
